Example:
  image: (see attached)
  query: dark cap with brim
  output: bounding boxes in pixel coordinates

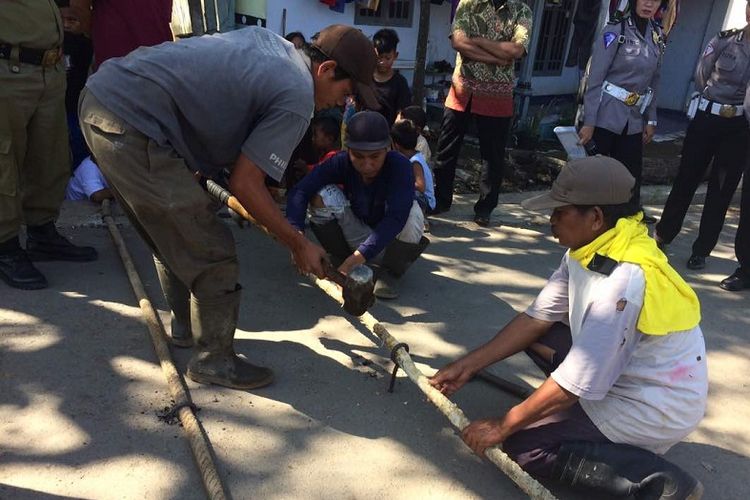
[312,25,380,110]
[344,111,391,150]
[521,156,635,210]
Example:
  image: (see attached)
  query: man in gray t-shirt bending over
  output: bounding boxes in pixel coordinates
[79,25,379,390]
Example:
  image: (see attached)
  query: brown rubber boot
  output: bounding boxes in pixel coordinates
[153,256,193,347]
[186,286,274,390]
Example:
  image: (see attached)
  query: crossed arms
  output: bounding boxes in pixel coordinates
[451,31,526,67]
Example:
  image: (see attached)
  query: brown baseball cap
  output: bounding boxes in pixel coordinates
[521,156,635,210]
[312,25,380,110]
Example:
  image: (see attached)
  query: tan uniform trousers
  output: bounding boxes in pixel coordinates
[0,60,69,243]
[78,89,238,298]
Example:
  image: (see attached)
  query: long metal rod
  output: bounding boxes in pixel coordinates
[101,200,227,500]
[207,190,557,499]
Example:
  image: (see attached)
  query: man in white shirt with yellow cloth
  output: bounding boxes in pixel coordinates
[431,155,707,499]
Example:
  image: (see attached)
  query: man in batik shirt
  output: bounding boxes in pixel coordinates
[432,0,532,227]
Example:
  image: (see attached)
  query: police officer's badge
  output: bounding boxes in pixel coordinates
[604,32,617,48]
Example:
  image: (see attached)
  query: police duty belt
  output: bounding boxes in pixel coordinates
[602,81,653,114]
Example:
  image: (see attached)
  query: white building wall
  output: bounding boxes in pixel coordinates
[263,0,456,84]
[657,0,730,110]
[531,66,580,96]
[724,0,748,28]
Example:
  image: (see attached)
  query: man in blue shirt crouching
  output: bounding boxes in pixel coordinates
[286,111,429,299]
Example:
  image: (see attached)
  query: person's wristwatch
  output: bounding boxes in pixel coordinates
[647,120,658,127]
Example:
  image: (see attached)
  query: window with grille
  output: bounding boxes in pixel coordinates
[533,0,576,76]
[355,1,414,28]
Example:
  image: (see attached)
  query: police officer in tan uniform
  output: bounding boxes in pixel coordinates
[578,0,665,212]
[0,0,97,290]
[657,5,750,271]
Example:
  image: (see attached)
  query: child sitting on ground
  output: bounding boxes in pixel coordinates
[391,120,435,231]
[65,155,113,203]
[397,105,431,165]
[373,29,412,126]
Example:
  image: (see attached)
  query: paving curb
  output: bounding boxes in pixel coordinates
[56,180,742,232]
[429,183,743,230]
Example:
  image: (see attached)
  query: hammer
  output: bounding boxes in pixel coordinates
[203,179,375,316]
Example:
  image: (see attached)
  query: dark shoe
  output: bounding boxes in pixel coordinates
[153,256,193,348]
[554,441,703,499]
[686,255,706,270]
[642,213,658,225]
[653,230,668,251]
[473,215,490,227]
[186,287,274,390]
[719,268,750,292]
[0,243,48,290]
[26,222,98,262]
[429,205,450,216]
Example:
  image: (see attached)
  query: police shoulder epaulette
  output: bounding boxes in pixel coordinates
[587,254,619,276]
[719,28,742,39]
[650,19,664,35]
[606,12,627,26]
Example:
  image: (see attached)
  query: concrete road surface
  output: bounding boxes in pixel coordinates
[1,194,748,499]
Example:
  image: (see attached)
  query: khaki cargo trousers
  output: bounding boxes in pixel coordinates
[0,59,69,243]
[78,89,238,298]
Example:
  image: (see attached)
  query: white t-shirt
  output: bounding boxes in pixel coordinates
[416,134,431,164]
[65,156,109,201]
[410,152,436,210]
[526,253,708,454]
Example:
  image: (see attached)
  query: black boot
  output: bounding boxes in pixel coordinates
[0,237,47,290]
[719,267,750,291]
[310,220,352,266]
[374,236,430,299]
[553,441,703,499]
[26,221,98,262]
[153,256,193,347]
[186,286,274,390]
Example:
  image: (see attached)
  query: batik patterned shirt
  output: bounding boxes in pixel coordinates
[446,0,532,117]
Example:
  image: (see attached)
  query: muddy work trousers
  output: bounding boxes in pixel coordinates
[78,89,238,298]
[502,323,612,477]
[0,59,69,243]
